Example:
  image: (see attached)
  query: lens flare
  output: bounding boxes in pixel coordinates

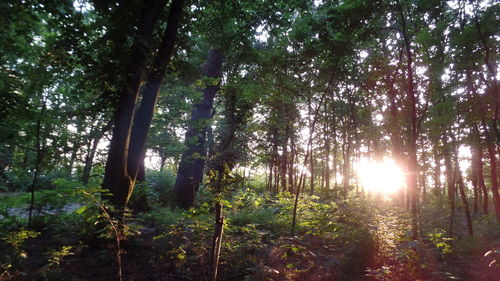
[356,158,405,195]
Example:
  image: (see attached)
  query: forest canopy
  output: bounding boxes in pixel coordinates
[0,0,499,280]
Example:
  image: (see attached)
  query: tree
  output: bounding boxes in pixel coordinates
[174,48,223,209]
[102,0,184,211]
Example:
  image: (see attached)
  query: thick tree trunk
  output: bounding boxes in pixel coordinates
[128,0,184,182]
[400,3,419,239]
[486,141,500,221]
[175,49,223,209]
[102,0,168,209]
[137,152,146,182]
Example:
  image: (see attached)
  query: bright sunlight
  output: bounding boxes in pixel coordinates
[356,158,405,195]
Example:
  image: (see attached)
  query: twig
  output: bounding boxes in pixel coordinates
[83,191,123,281]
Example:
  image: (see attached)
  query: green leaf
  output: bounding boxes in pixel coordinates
[75,205,88,214]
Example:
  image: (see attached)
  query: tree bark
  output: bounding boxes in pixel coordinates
[485,137,500,221]
[128,0,184,182]
[289,137,295,193]
[28,103,45,227]
[420,139,427,203]
[443,136,455,237]
[83,121,112,184]
[399,2,419,239]
[471,139,480,214]
[324,131,331,190]
[280,125,289,192]
[175,49,223,209]
[454,153,473,236]
[342,135,350,200]
[102,0,168,209]
[307,96,314,193]
[477,144,488,214]
[433,147,441,194]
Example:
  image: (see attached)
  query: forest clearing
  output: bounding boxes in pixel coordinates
[1,0,499,280]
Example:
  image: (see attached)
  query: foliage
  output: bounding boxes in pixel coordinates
[427,228,453,256]
[0,0,499,280]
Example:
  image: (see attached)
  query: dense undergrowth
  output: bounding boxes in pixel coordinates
[1,173,499,281]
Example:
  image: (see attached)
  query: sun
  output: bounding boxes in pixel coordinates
[356,158,405,195]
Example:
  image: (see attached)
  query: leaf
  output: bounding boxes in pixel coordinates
[75,206,87,214]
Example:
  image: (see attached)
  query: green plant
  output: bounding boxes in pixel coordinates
[77,186,125,281]
[427,228,453,256]
[3,229,40,255]
[1,229,40,279]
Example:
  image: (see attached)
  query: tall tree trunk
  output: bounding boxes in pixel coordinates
[83,121,112,184]
[137,151,146,182]
[291,90,327,234]
[342,138,350,200]
[267,160,273,192]
[28,103,45,227]
[82,138,98,184]
[68,134,81,177]
[207,82,251,280]
[454,152,473,236]
[471,141,480,214]
[443,136,455,237]
[399,3,419,239]
[102,0,168,209]
[420,138,427,203]
[477,145,488,215]
[465,65,491,216]
[485,137,500,221]
[159,155,166,172]
[128,0,184,182]
[433,148,441,195]
[280,125,289,192]
[324,132,331,190]
[175,49,223,209]
[289,137,295,193]
[333,132,338,198]
[307,96,315,194]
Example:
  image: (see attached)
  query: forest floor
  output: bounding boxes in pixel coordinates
[362,204,500,281]
[1,189,500,281]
